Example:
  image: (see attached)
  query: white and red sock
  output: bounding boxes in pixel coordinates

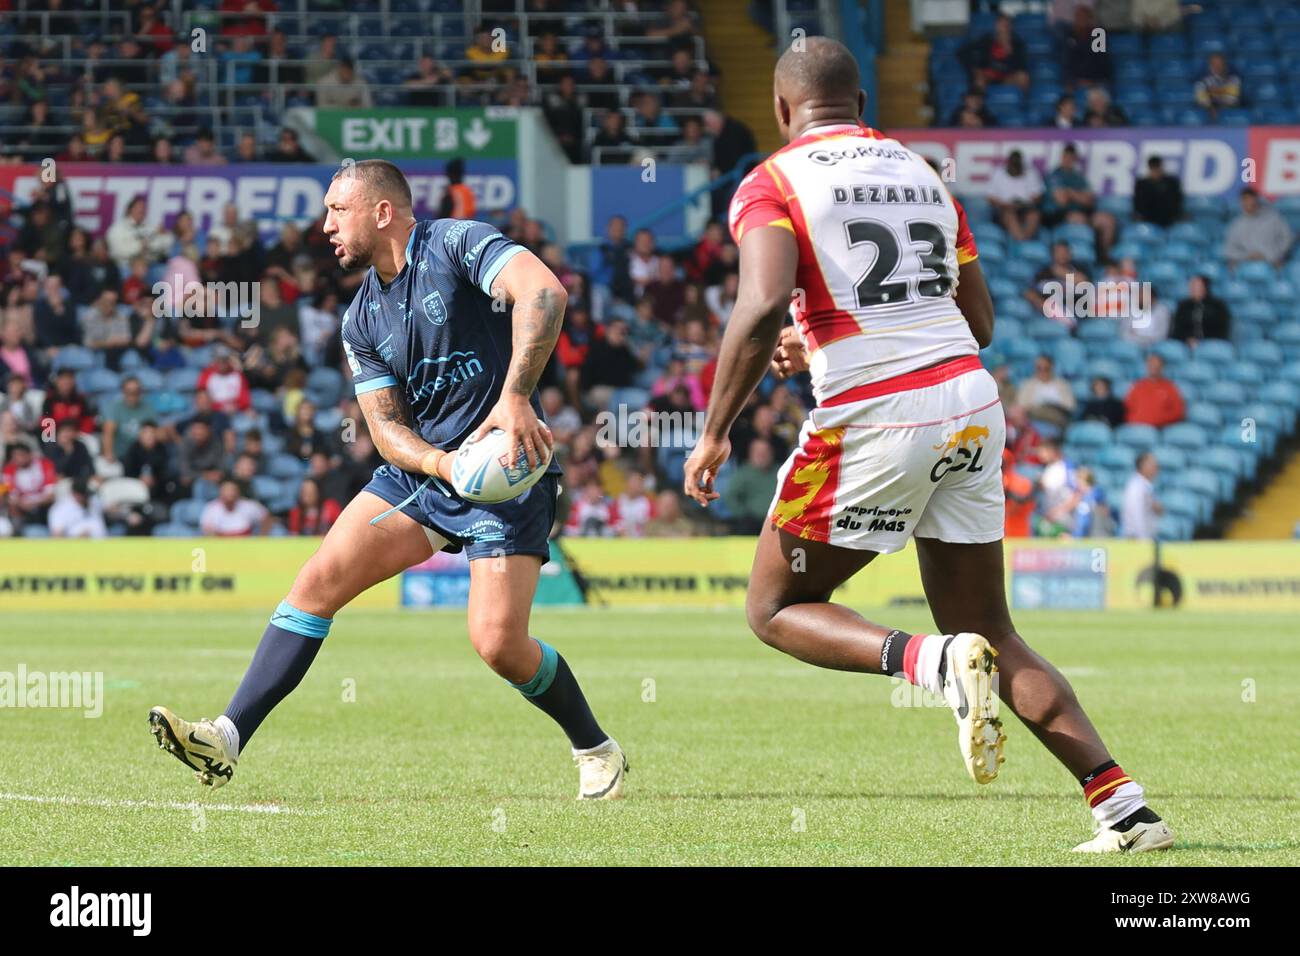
[900,634,951,698]
[1082,762,1146,829]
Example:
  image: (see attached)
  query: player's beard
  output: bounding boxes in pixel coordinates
[337,234,375,271]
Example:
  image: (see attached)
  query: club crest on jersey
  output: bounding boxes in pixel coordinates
[422,290,448,326]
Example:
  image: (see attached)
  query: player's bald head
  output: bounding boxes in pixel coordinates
[332,158,412,212]
[774,36,860,104]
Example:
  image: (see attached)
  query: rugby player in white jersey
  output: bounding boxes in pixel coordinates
[684,38,1172,853]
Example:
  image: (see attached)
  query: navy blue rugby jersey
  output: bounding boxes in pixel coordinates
[340,218,555,459]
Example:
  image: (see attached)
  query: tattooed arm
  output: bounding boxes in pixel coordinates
[471,250,566,468]
[357,385,452,480]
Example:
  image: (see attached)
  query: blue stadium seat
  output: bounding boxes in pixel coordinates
[1116,423,1159,450]
[1096,444,1137,470]
[252,476,283,502]
[1151,446,1188,472]
[1205,380,1247,406]
[1162,422,1207,452]
[1241,340,1285,368]
[80,368,120,395]
[1161,489,1204,525]
[268,453,307,480]
[1151,339,1191,366]
[1192,340,1236,365]
[52,346,97,372]
[166,368,202,393]
[171,499,206,527]
[152,523,195,537]
[1068,420,1112,449]
[22,525,50,538]
[1178,468,1226,505]
[1185,401,1225,430]
[1236,261,1278,285]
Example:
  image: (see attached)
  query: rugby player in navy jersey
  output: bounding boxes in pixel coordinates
[150,160,627,800]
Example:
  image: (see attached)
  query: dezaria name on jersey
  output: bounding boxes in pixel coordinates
[830,183,948,207]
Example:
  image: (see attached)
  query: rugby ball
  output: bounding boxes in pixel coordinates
[450,427,552,504]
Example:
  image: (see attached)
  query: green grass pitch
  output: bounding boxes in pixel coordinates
[2,607,1298,865]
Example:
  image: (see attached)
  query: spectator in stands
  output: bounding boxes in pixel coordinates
[1224,189,1293,268]
[197,346,252,414]
[1194,53,1240,119]
[304,34,339,87]
[48,478,107,539]
[1002,450,1035,538]
[724,437,779,533]
[284,399,334,461]
[100,375,157,464]
[675,68,720,112]
[1082,87,1127,127]
[643,489,695,537]
[1017,354,1076,432]
[988,150,1044,242]
[1041,144,1116,258]
[183,129,228,166]
[266,128,311,163]
[178,418,227,497]
[438,158,477,220]
[1025,240,1090,321]
[1046,94,1080,129]
[705,270,739,326]
[591,110,635,165]
[234,132,260,163]
[317,59,373,110]
[1121,452,1162,539]
[647,0,700,52]
[81,289,132,370]
[1171,275,1232,345]
[647,258,687,326]
[0,375,42,433]
[704,109,757,180]
[958,14,1029,91]
[543,73,585,163]
[404,54,453,109]
[2,442,56,527]
[612,471,653,537]
[540,386,582,447]
[287,477,341,536]
[0,317,43,388]
[555,307,597,409]
[1035,439,1080,536]
[42,368,96,434]
[106,196,172,269]
[675,115,711,165]
[17,202,65,263]
[628,229,661,298]
[581,57,621,112]
[1080,376,1125,428]
[122,421,176,503]
[1063,5,1113,89]
[582,319,643,412]
[1132,156,1183,227]
[588,214,634,306]
[462,25,510,86]
[533,31,569,84]
[948,89,997,128]
[1008,402,1044,466]
[569,480,615,537]
[47,418,94,483]
[632,91,679,138]
[200,477,271,536]
[1124,353,1185,427]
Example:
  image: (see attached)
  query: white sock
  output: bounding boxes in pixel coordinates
[910,634,950,698]
[1092,780,1146,829]
[571,737,613,756]
[214,715,240,758]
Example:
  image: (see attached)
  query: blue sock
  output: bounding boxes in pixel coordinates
[224,601,330,748]
[510,639,607,750]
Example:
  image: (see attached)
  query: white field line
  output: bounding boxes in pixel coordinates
[0,791,311,815]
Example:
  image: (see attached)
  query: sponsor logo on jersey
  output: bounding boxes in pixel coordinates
[443,220,473,250]
[407,350,484,401]
[808,143,911,165]
[835,504,912,532]
[462,232,499,267]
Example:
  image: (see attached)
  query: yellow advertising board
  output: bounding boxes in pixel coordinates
[0,537,1296,612]
[0,539,397,611]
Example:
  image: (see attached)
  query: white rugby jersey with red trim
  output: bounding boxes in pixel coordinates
[728,123,981,405]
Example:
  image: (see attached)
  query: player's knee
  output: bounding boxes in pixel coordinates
[468,622,530,676]
[745,591,780,646]
[289,553,349,617]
